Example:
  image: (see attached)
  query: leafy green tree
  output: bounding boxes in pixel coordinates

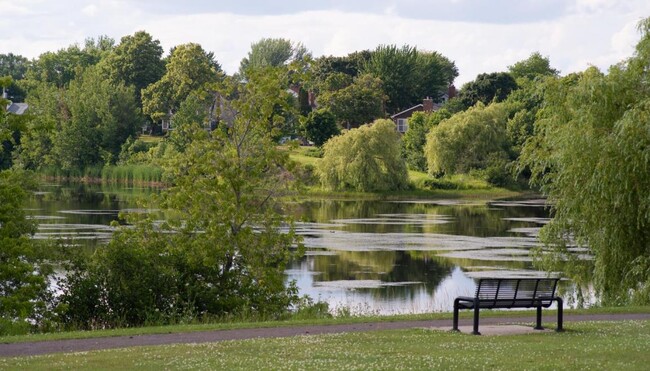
[13,81,60,170]
[239,38,310,76]
[508,52,559,81]
[0,170,51,335]
[142,43,221,121]
[0,53,29,102]
[25,36,114,88]
[316,73,385,129]
[520,18,650,304]
[59,70,304,328]
[302,108,339,146]
[362,45,457,113]
[54,66,142,169]
[425,102,510,176]
[320,118,408,191]
[362,45,418,113]
[450,72,518,113]
[100,31,165,102]
[401,109,451,171]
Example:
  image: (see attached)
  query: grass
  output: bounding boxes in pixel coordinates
[2,320,649,369]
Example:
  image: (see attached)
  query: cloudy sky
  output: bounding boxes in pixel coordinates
[1,0,649,85]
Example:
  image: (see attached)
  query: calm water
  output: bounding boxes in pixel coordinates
[28,183,567,315]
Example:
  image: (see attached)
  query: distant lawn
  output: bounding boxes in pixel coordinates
[287,146,520,199]
[2,320,649,369]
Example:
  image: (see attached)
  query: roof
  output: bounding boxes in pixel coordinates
[6,102,28,115]
[390,104,423,119]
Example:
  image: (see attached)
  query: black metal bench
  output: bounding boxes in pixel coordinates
[453,278,563,335]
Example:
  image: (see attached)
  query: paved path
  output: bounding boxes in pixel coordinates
[2,313,650,357]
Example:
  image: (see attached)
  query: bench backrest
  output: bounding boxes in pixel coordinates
[474,278,559,308]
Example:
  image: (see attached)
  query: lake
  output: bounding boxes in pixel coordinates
[28,183,572,315]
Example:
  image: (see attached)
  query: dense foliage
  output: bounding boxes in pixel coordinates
[320,119,408,192]
[0,170,51,335]
[520,19,650,304]
[58,69,304,328]
[425,102,510,177]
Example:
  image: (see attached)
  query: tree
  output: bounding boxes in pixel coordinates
[401,109,451,171]
[450,72,518,113]
[508,52,559,82]
[519,18,650,304]
[316,73,385,129]
[239,38,310,76]
[59,70,304,327]
[100,31,165,102]
[425,102,510,176]
[319,119,408,192]
[0,76,30,169]
[0,53,30,102]
[302,108,339,146]
[53,66,142,169]
[25,37,114,88]
[142,43,221,121]
[0,170,51,335]
[362,45,457,113]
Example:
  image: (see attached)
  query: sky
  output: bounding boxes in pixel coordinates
[1,0,649,85]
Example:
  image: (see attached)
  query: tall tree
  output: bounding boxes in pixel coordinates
[519,19,650,304]
[142,43,221,121]
[362,45,457,113]
[100,31,165,103]
[239,38,310,76]
[508,52,559,81]
[53,66,142,169]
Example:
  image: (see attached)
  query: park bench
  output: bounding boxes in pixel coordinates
[452,277,563,335]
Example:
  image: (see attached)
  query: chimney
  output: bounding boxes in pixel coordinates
[1,87,7,100]
[423,97,433,112]
[448,85,457,100]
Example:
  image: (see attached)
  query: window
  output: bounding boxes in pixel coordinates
[397,118,408,133]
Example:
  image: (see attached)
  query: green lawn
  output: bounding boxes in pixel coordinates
[2,320,649,370]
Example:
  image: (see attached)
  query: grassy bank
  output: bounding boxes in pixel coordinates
[2,320,649,369]
[288,146,527,200]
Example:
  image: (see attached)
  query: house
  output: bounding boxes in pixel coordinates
[2,88,28,115]
[390,98,441,134]
[390,86,456,133]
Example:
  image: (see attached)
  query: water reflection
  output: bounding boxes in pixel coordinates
[28,184,572,314]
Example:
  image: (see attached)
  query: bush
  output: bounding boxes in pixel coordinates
[319,119,409,192]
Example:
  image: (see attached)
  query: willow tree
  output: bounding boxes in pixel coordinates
[319,119,408,192]
[520,18,650,305]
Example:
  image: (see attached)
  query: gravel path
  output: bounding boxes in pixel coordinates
[2,313,650,357]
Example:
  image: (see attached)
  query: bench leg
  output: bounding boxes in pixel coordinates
[534,306,544,330]
[472,300,481,335]
[452,299,460,331]
[556,297,564,332]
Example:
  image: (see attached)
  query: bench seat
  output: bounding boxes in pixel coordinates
[452,278,564,335]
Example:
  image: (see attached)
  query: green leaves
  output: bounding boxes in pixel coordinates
[519,19,650,304]
[319,119,409,192]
